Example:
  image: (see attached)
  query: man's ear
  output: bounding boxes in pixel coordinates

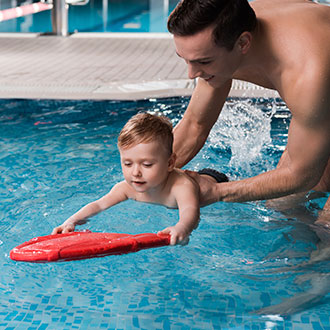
[168,153,176,171]
[236,32,252,54]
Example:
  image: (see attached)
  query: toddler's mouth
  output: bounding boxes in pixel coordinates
[132,180,146,186]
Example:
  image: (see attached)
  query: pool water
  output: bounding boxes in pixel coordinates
[1,97,329,329]
[0,0,178,33]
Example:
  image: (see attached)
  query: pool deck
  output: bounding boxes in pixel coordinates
[0,32,279,100]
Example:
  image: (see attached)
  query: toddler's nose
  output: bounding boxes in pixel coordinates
[132,164,142,177]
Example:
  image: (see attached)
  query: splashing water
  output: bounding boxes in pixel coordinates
[209,99,277,176]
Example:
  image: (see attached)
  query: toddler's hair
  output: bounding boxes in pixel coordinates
[118,113,173,156]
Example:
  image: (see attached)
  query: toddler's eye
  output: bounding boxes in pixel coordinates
[124,162,132,167]
[143,163,152,167]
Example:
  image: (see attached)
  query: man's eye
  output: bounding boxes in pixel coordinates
[199,61,211,65]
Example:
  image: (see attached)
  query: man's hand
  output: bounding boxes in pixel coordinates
[184,170,220,206]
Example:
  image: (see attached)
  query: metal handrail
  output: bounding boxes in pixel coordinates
[66,0,90,6]
[52,0,68,36]
[42,0,90,36]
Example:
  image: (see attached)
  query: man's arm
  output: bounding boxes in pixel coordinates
[174,78,232,168]
[190,78,330,204]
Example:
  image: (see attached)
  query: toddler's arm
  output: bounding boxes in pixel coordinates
[159,181,200,245]
[51,182,128,234]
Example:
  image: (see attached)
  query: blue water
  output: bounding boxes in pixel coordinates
[0,0,178,33]
[1,97,329,329]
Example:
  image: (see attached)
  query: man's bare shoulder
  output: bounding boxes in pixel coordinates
[252,0,330,37]
[252,0,330,108]
[252,0,329,11]
[283,51,330,121]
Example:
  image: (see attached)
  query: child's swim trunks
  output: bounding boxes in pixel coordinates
[198,168,229,183]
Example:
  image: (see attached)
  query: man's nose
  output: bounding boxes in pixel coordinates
[188,63,201,80]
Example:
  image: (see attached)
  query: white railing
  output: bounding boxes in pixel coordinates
[0,2,52,23]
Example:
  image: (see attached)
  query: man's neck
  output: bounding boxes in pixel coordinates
[233,19,279,90]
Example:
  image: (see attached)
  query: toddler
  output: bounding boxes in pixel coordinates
[52,113,228,245]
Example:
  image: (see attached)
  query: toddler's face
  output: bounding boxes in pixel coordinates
[119,140,174,193]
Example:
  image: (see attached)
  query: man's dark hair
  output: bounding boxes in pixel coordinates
[167,0,257,50]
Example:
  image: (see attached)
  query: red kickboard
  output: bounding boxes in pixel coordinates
[10,231,171,262]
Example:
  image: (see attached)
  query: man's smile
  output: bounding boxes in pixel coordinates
[203,75,215,82]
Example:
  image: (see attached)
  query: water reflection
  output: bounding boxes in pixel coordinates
[0,0,178,33]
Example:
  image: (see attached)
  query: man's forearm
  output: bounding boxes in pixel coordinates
[173,119,208,168]
[173,79,232,168]
[217,167,316,203]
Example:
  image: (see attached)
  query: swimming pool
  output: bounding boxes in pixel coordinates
[0,0,178,33]
[1,97,329,329]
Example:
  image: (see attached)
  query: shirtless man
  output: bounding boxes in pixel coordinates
[167,0,330,225]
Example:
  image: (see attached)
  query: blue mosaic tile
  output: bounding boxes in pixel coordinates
[301,314,310,324]
[37,325,48,330]
[311,322,324,330]
[132,316,139,328]
[41,297,50,304]
[163,318,171,330]
[14,313,26,322]
[29,304,38,311]
[319,314,330,326]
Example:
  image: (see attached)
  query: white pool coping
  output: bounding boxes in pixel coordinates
[0,32,279,100]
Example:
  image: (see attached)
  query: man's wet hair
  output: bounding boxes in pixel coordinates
[167,0,257,51]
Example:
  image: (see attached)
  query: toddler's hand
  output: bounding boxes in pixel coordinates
[51,221,75,235]
[158,224,190,246]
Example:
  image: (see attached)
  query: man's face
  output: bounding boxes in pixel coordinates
[174,26,241,88]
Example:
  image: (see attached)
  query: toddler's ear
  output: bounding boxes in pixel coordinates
[168,153,176,171]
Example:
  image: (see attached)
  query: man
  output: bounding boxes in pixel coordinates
[167,0,330,225]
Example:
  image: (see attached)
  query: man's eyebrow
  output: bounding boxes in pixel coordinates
[176,52,213,63]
